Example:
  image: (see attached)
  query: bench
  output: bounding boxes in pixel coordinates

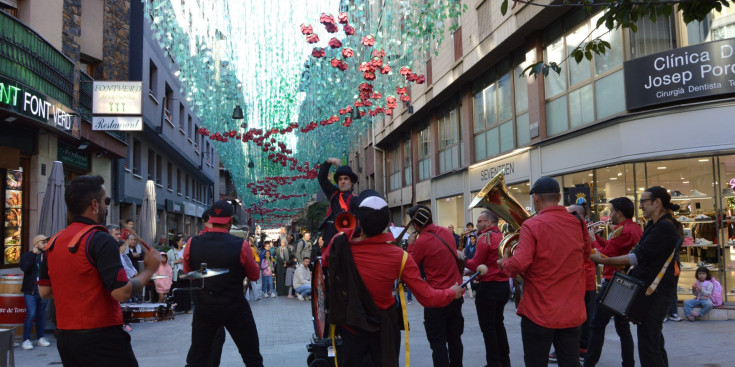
[677,302,735,321]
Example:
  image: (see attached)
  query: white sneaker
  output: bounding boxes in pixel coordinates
[21,340,33,350]
[37,337,50,347]
[297,294,304,301]
[690,190,707,197]
[271,293,276,298]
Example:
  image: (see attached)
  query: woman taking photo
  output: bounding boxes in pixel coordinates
[167,235,191,313]
[590,186,682,367]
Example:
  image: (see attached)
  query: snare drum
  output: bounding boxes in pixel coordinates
[121,303,166,323]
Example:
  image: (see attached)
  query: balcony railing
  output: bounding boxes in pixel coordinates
[0,11,74,107]
[79,71,93,120]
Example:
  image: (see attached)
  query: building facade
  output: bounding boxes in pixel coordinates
[359,3,735,302]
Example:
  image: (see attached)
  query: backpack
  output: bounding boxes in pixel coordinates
[711,278,724,307]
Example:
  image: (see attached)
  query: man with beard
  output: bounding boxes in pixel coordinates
[38,175,161,366]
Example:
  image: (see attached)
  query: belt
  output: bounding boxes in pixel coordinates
[57,325,121,334]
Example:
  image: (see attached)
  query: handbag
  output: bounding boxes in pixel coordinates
[599,238,681,324]
[426,231,465,275]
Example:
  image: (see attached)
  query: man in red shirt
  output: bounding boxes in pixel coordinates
[39,175,161,366]
[464,209,510,367]
[498,176,587,367]
[583,197,641,367]
[406,204,464,367]
[323,191,463,367]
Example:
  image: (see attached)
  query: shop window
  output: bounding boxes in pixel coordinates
[717,155,735,302]
[387,144,401,191]
[3,165,25,265]
[474,51,531,161]
[132,139,142,176]
[403,137,412,186]
[417,122,431,181]
[438,102,461,174]
[436,195,464,230]
[544,12,625,137]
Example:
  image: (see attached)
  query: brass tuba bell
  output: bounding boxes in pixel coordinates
[467,170,531,258]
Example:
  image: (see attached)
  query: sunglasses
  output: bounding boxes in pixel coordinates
[98,197,111,205]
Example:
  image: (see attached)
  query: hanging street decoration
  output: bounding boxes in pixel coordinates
[144,0,466,228]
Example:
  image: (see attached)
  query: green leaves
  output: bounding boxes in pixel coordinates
[501,0,508,16]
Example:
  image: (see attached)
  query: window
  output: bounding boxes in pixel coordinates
[177,169,181,195]
[388,144,401,191]
[543,11,625,137]
[206,142,211,165]
[167,162,173,190]
[438,102,461,174]
[688,6,735,45]
[473,52,530,162]
[403,137,412,186]
[417,122,431,181]
[179,104,185,132]
[147,149,155,181]
[156,155,162,185]
[148,60,158,100]
[185,174,190,198]
[630,15,675,58]
[163,83,173,124]
[188,115,193,140]
[195,124,200,153]
[133,139,142,176]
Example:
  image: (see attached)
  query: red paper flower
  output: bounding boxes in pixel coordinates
[336,60,348,71]
[380,65,391,74]
[359,62,375,73]
[370,57,383,68]
[339,108,346,115]
[312,47,325,58]
[363,72,376,80]
[325,23,339,33]
[368,109,377,116]
[370,92,382,99]
[386,109,393,115]
[363,100,373,107]
[358,82,373,92]
[331,58,341,67]
[343,24,355,36]
[372,49,385,58]
[300,24,313,35]
[319,13,336,25]
[407,73,418,82]
[306,34,319,44]
[386,96,397,109]
[354,100,364,107]
[396,86,407,94]
[338,12,349,24]
[328,38,342,48]
[416,75,426,84]
[400,94,411,102]
[345,106,353,113]
[361,35,376,46]
[343,117,352,126]
[399,66,412,75]
[341,48,354,58]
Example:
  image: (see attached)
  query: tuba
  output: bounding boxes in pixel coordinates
[467,170,531,258]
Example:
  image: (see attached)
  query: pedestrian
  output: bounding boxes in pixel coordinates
[498,176,587,367]
[590,186,682,367]
[406,204,464,367]
[261,251,275,297]
[295,231,313,263]
[183,200,263,366]
[154,252,173,303]
[19,234,51,350]
[275,238,292,296]
[38,175,161,366]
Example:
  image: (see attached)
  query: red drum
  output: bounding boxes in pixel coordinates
[121,303,165,323]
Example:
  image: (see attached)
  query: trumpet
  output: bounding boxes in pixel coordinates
[587,220,610,233]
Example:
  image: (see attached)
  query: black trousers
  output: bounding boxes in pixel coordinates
[521,316,581,367]
[339,326,400,367]
[423,298,464,367]
[186,299,263,367]
[580,289,595,350]
[636,291,673,367]
[475,281,511,367]
[583,280,635,367]
[57,326,138,367]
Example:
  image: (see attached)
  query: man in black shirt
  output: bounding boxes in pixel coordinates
[317,157,359,244]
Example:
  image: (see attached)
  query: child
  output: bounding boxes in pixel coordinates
[684,266,714,321]
[261,251,275,297]
[285,255,297,298]
[154,252,173,303]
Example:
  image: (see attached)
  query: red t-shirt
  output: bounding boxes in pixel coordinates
[502,205,587,329]
[465,226,508,282]
[322,230,455,310]
[407,224,463,289]
[593,219,642,280]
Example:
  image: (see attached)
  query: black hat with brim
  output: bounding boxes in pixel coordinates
[529,176,560,195]
[334,165,358,183]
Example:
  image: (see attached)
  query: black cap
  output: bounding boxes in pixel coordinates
[201,208,212,222]
[529,176,560,195]
[208,200,234,224]
[334,165,358,183]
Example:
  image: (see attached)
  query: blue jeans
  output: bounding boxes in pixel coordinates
[683,298,714,317]
[295,285,311,297]
[23,293,48,341]
[261,275,273,294]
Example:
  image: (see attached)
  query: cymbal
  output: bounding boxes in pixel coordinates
[179,268,230,280]
[151,275,169,280]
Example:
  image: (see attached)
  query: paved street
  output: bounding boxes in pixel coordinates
[15,294,735,366]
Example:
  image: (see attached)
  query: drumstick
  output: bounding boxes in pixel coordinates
[461,264,488,288]
[121,223,151,251]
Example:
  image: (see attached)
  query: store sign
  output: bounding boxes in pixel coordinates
[165,199,184,214]
[0,74,80,138]
[469,150,530,190]
[92,81,143,115]
[57,141,90,171]
[624,38,735,110]
[92,116,143,131]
